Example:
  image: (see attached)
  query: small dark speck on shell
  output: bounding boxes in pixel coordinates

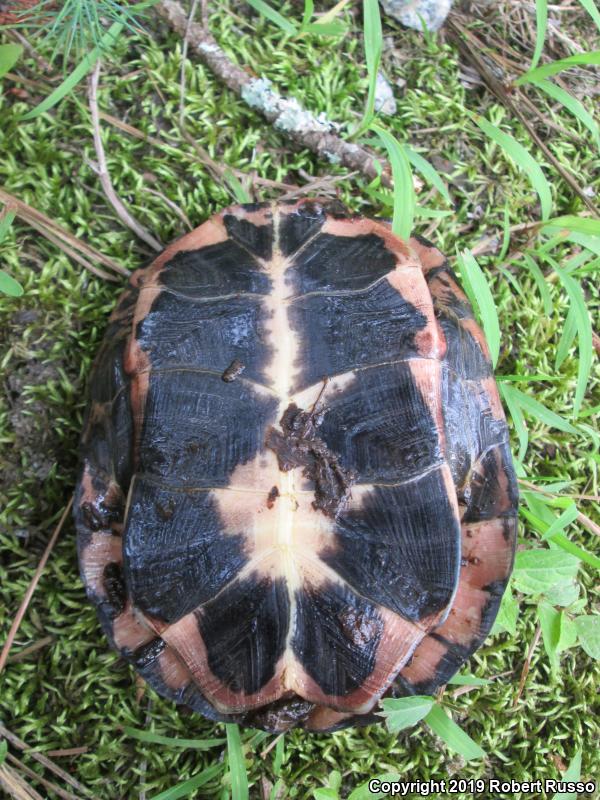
[267,486,279,509]
[156,498,175,521]
[221,359,246,383]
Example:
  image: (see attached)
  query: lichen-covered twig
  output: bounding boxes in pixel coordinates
[156,0,391,186]
[87,62,163,252]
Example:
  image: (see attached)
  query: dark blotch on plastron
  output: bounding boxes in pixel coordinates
[279,202,327,257]
[223,214,273,260]
[82,337,134,488]
[247,695,315,732]
[288,233,397,295]
[289,278,428,390]
[124,480,248,623]
[323,471,460,622]
[292,580,383,697]
[135,291,272,386]
[438,316,491,381]
[441,366,508,490]
[132,637,166,668]
[160,241,271,297]
[137,371,278,488]
[198,575,290,695]
[101,562,126,618]
[316,362,443,485]
[462,442,518,522]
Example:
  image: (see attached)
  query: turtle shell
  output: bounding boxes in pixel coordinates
[74,199,518,732]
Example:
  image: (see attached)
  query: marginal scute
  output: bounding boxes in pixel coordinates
[75,199,517,731]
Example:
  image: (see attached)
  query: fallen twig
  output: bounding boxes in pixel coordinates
[0,723,95,800]
[87,62,162,252]
[6,635,53,663]
[0,188,127,278]
[446,15,599,219]
[156,0,391,187]
[513,622,542,706]
[0,498,73,674]
[0,763,44,800]
[5,754,78,800]
[518,478,600,537]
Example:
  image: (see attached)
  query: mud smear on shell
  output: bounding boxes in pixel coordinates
[265,402,356,517]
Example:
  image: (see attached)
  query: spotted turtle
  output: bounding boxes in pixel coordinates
[74,199,518,732]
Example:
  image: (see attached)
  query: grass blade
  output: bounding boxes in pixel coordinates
[504,385,578,434]
[245,0,298,34]
[472,114,552,220]
[0,43,23,78]
[499,383,529,462]
[546,532,600,570]
[447,674,491,686]
[226,724,249,800]
[543,216,600,236]
[404,146,451,204]
[541,503,579,540]
[522,253,553,315]
[0,270,24,297]
[371,124,415,239]
[555,302,577,370]
[516,50,600,85]
[424,704,486,761]
[456,250,501,367]
[123,727,225,749]
[0,208,16,242]
[301,0,314,29]
[533,79,600,146]
[22,21,123,120]
[360,0,383,130]
[577,0,600,29]
[499,204,511,260]
[553,266,592,417]
[531,0,548,70]
[149,764,223,800]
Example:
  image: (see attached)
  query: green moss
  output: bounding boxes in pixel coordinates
[0,2,598,798]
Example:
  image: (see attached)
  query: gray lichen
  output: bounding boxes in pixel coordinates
[375,71,397,116]
[379,0,453,31]
[241,77,341,135]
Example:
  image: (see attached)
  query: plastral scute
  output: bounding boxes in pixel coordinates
[74,198,518,732]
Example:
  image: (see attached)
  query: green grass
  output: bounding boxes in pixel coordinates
[0,1,599,798]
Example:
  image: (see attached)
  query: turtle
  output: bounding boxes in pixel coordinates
[74,198,518,732]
